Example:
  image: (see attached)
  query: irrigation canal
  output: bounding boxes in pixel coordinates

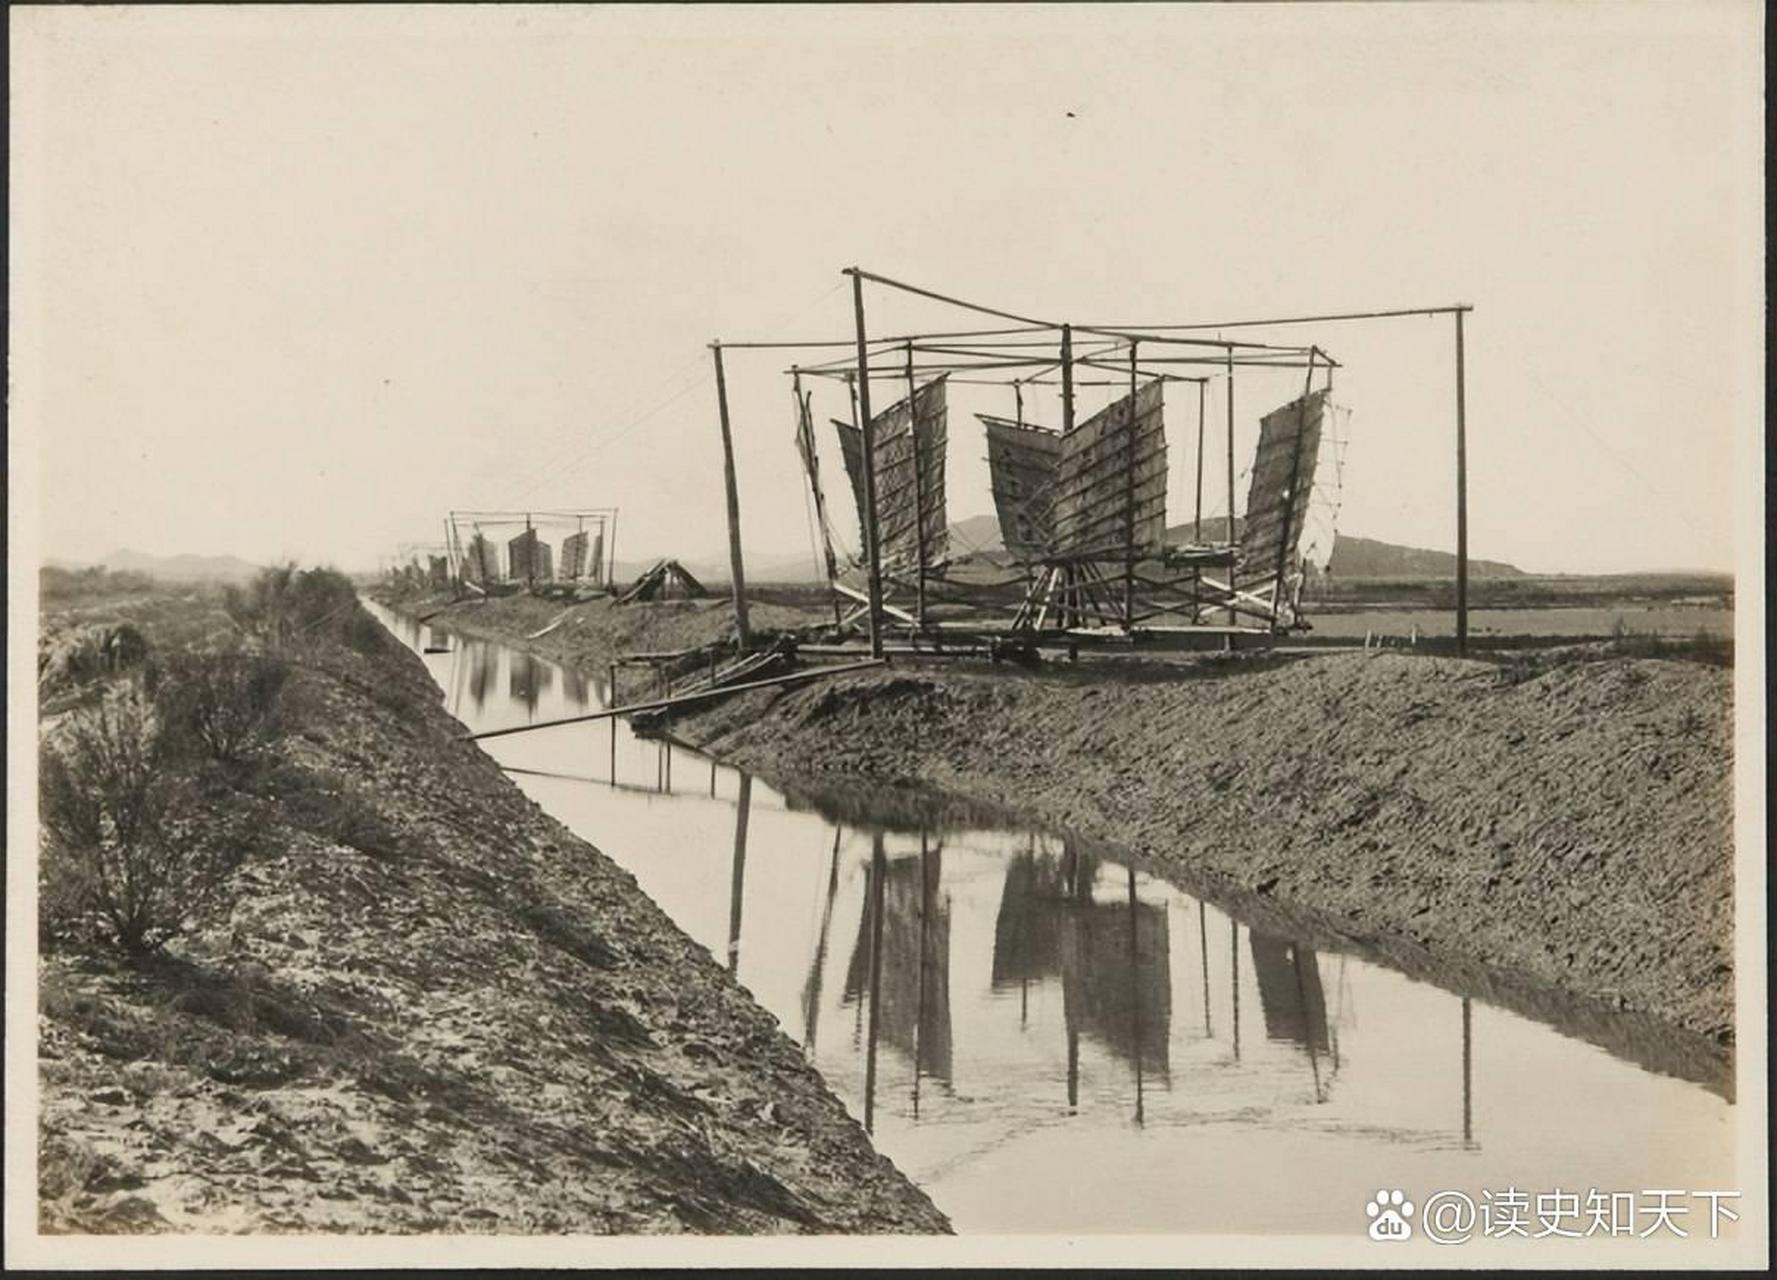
[368,602,1734,1235]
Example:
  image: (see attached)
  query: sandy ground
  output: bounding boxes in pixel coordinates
[37,594,948,1235]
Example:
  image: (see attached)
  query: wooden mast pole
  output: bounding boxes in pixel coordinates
[1225,346,1237,630]
[905,342,928,627]
[1059,324,1076,628]
[848,270,886,658]
[711,341,753,649]
[1123,340,1139,629]
[1194,379,1206,543]
[1455,309,1469,657]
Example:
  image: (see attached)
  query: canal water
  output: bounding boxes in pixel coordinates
[368,603,1735,1236]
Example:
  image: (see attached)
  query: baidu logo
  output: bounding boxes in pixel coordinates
[1366,1189,1416,1241]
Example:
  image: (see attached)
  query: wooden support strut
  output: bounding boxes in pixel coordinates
[1123,340,1139,630]
[1455,310,1469,657]
[711,342,753,650]
[1225,347,1237,631]
[849,271,886,659]
[905,342,928,627]
[461,658,885,741]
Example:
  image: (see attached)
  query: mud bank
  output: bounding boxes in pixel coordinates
[370,588,808,677]
[38,595,948,1233]
[663,653,1734,1064]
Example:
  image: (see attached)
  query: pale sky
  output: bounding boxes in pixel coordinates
[10,2,1763,576]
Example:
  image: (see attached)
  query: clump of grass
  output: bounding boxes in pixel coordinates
[248,761,406,859]
[38,622,151,701]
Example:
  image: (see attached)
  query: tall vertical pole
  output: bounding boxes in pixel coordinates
[726,772,752,973]
[711,342,753,649]
[905,342,928,627]
[1194,379,1206,543]
[1455,310,1469,657]
[848,270,885,659]
[1059,326,1076,630]
[1225,347,1238,629]
[605,509,618,589]
[1123,341,1139,629]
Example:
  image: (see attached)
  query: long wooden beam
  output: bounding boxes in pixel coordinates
[461,659,886,741]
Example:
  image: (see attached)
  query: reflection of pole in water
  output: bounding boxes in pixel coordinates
[608,718,617,786]
[1199,899,1212,1038]
[864,831,887,1133]
[1128,867,1144,1125]
[913,831,930,1119]
[709,759,717,797]
[1066,1019,1080,1113]
[1231,918,1241,1061]
[726,773,752,974]
[664,741,673,792]
[801,826,844,1052]
[1462,996,1473,1146]
[1292,943,1325,1103]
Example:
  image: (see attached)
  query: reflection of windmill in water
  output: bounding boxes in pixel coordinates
[463,641,500,713]
[1248,929,1334,1102]
[507,651,552,716]
[989,841,1172,1114]
[840,833,953,1126]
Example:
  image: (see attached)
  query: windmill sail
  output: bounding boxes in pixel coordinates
[1239,388,1330,614]
[979,415,1062,562]
[1051,381,1167,560]
[830,377,949,572]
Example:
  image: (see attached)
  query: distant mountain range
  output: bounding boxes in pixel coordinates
[47,549,264,584]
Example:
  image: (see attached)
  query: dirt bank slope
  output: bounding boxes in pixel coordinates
[371,588,809,676]
[38,594,947,1234]
[666,651,1734,1052]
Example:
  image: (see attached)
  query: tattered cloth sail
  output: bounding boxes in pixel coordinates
[979,415,1062,561]
[1239,388,1329,601]
[830,377,949,571]
[1051,381,1167,559]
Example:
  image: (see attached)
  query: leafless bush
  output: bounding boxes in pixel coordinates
[150,650,289,768]
[38,686,250,956]
[224,564,376,655]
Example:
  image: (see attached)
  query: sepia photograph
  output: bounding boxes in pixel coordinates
[5,1,1766,1270]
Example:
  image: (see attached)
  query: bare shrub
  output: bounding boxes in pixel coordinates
[224,564,370,653]
[38,687,248,956]
[150,650,289,768]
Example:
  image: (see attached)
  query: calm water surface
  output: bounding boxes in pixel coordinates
[369,603,1733,1235]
